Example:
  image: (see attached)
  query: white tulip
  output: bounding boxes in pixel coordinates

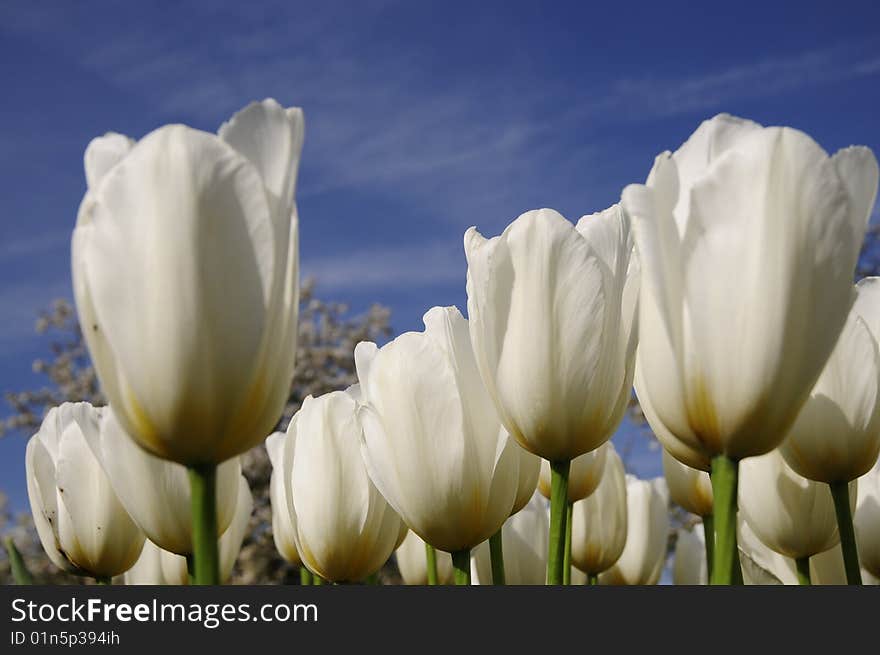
[781,278,880,483]
[123,540,188,585]
[738,517,797,585]
[266,431,300,566]
[673,525,707,585]
[72,98,303,465]
[290,391,402,583]
[473,495,548,585]
[87,408,241,555]
[511,441,541,516]
[624,114,878,462]
[396,530,454,585]
[854,458,880,577]
[739,449,855,559]
[538,445,607,503]
[464,204,638,462]
[571,445,628,576]
[662,449,713,517]
[600,477,669,585]
[357,306,521,553]
[26,403,145,578]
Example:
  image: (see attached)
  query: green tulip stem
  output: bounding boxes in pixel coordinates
[547,459,571,585]
[489,529,506,585]
[795,556,811,585]
[313,575,326,585]
[188,464,220,585]
[365,572,379,585]
[587,573,598,585]
[425,543,439,585]
[702,514,714,582]
[3,536,33,585]
[710,455,740,585]
[563,501,573,585]
[829,481,862,585]
[452,549,471,585]
[300,567,313,586]
[95,576,112,585]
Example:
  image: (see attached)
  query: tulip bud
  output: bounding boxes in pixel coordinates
[473,494,548,585]
[290,391,403,583]
[854,459,880,578]
[739,449,855,559]
[266,431,300,566]
[780,278,880,483]
[357,306,522,553]
[72,99,303,465]
[538,444,607,503]
[623,114,878,462]
[396,530,454,585]
[464,204,638,462]
[571,445,628,576]
[26,403,145,578]
[662,449,713,517]
[599,477,669,585]
[86,408,241,555]
[673,525,707,585]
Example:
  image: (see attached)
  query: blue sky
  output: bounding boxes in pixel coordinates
[1,0,879,510]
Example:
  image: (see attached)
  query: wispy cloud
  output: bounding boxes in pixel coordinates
[0,231,69,262]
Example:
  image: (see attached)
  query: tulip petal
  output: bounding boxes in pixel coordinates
[84,133,135,190]
[218,476,253,583]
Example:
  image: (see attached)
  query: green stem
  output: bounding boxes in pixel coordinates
[587,573,598,585]
[188,465,220,585]
[829,481,862,585]
[3,536,33,585]
[489,529,505,585]
[365,572,379,585]
[425,543,439,585]
[300,567,313,586]
[795,556,811,585]
[547,459,571,585]
[452,549,471,585]
[95,576,112,585]
[702,514,714,582]
[710,455,739,585]
[313,574,325,585]
[563,501,573,585]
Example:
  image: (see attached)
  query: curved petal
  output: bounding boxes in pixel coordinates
[218,476,253,583]
[81,124,276,464]
[84,133,135,190]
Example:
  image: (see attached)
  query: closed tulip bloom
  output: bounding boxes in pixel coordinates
[291,391,402,583]
[538,444,608,503]
[396,530,454,585]
[266,431,300,566]
[571,446,628,576]
[663,449,713,517]
[26,403,145,578]
[781,278,880,484]
[738,518,797,585]
[464,204,638,462]
[673,526,707,585]
[739,449,855,560]
[357,306,521,554]
[600,477,669,585]
[473,494,548,585]
[854,459,880,577]
[123,540,176,585]
[87,409,241,556]
[511,441,541,516]
[72,98,303,465]
[623,113,877,464]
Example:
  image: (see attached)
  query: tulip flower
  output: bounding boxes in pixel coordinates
[854,459,880,579]
[622,113,878,584]
[465,204,638,584]
[738,518,797,585]
[87,408,242,556]
[123,540,172,585]
[396,530,454,585]
[288,391,403,583]
[662,449,714,578]
[779,278,880,583]
[673,526,707,585]
[266,431,301,569]
[600,477,669,585]
[26,403,145,581]
[72,99,303,583]
[473,495,548,585]
[739,449,856,584]
[571,445,628,583]
[357,306,525,584]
